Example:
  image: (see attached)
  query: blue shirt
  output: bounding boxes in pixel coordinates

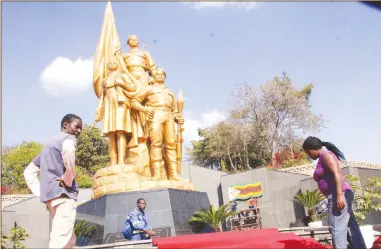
[231,202,238,211]
[129,207,151,232]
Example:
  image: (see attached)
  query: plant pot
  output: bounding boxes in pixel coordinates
[360,225,375,249]
[76,236,91,247]
[308,220,323,228]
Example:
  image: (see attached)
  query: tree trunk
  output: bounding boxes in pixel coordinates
[227,150,235,172]
[271,140,276,167]
[290,144,294,159]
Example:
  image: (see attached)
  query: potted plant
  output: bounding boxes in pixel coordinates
[294,189,325,228]
[345,175,381,248]
[74,220,96,247]
[189,204,238,232]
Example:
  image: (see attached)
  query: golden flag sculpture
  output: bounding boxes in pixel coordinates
[93,2,140,99]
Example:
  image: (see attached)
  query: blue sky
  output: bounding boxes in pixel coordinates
[2,2,381,164]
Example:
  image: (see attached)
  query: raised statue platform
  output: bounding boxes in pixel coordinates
[92,164,194,199]
[77,188,210,245]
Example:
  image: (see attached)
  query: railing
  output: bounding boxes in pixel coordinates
[278,225,381,245]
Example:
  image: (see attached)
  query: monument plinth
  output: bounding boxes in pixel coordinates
[92,164,194,199]
[77,189,210,245]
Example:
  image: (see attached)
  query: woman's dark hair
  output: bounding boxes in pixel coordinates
[303,136,346,161]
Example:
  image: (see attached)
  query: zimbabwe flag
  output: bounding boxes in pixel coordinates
[228,182,263,201]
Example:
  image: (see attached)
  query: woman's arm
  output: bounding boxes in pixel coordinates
[323,153,345,209]
[115,77,137,92]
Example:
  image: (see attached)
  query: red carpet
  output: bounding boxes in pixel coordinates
[152,229,331,249]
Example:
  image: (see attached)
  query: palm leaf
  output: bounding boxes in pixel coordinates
[189,205,238,232]
[74,220,96,238]
[294,189,325,222]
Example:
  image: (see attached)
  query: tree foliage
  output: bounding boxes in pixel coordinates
[2,142,43,194]
[345,175,381,225]
[7,224,29,249]
[76,126,109,175]
[188,72,322,172]
[1,235,8,249]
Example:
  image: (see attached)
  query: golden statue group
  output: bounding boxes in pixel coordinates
[91,2,193,199]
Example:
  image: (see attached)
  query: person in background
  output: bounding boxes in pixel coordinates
[129,198,156,241]
[303,136,366,249]
[231,201,238,211]
[248,197,256,209]
[24,114,83,249]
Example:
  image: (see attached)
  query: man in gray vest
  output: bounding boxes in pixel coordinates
[24,114,83,249]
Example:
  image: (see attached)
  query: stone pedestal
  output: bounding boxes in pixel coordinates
[91,164,194,199]
[76,188,210,245]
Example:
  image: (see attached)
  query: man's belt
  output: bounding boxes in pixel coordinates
[151,106,172,112]
[127,64,148,70]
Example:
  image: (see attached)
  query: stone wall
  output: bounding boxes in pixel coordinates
[181,163,227,208]
[2,197,50,248]
[220,167,310,228]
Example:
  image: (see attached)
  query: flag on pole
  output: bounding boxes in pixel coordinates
[228,182,263,201]
[93,2,138,99]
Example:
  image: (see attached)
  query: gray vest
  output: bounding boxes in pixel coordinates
[33,132,79,203]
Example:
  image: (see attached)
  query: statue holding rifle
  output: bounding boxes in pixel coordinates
[131,68,184,181]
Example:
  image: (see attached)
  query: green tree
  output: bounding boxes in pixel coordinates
[188,72,322,171]
[189,205,238,232]
[294,189,325,222]
[2,142,43,194]
[75,167,93,188]
[76,126,109,175]
[345,175,381,225]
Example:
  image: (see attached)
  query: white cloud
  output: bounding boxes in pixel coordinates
[39,56,93,96]
[182,110,226,146]
[183,2,261,11]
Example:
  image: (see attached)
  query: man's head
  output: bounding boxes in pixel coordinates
[61,114,83,137]
[127,35,139,48]
[153,68,166,83]
[137,198,146,211]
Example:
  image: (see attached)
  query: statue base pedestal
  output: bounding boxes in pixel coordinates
[92,164,194,199]
[76,189,210,245]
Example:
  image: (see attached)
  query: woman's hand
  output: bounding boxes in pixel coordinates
[337,194,345,210]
